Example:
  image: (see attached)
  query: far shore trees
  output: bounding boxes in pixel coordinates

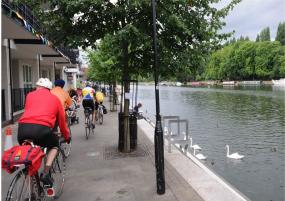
[204,41,285,80]
[275,22,285,45]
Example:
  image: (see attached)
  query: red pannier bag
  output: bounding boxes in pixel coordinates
[2,145,45,176]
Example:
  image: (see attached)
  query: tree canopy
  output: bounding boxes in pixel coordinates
[204,41,285,80]
[275,22,285,45]
[259,27,271,42]
[21,0,241,81]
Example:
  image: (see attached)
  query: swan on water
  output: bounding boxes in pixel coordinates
[193,149,207,160]
[225,145,244,159]
[190,138,201,150]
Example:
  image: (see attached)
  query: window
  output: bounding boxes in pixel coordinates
[23,65,32,88]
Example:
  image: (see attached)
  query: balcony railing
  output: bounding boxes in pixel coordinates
[12,88,35,112]
[58,47,80,64]
[2,0,46,35]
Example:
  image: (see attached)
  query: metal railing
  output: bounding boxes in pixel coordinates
[2,0,46,35]
[162,116,190,153]
[12,88,35,112]
[58,47,79,64]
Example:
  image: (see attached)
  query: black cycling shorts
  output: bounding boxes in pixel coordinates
[95,101,103,110]
[82,99,94,111]
[18,123,59,148]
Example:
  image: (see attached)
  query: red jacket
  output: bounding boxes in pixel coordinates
[18,88,70,140]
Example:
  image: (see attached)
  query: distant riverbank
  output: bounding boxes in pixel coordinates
[139,80,274,86]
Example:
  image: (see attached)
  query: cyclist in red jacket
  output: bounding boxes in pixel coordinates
[18,78,70,187]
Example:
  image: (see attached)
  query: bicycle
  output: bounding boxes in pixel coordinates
[61,122,72,158]
[66,97,79,126]
[96,104,104,125]
[84,107,94,140]
[5,137,66,201]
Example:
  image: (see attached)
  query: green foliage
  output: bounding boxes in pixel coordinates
[204,41,285,80]
[87,35,122,82]
[275,22,285,45]
[259,27,271,41]
[20,0,241,82]
[256,34,260,42]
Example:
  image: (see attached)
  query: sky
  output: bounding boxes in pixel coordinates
[217,0,285,40]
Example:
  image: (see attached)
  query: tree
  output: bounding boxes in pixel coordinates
[205,41,285,80]
[259,27,271,41]
[256,34,260,42]
[275,22,285,45]
[21,0,242,151]
[87,35,122,110]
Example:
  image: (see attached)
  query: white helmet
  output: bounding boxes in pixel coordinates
[36,78,52,89]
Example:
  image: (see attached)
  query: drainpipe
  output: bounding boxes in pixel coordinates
[53,62,56,80]
[8,39,14,124]
[38,54,41,78]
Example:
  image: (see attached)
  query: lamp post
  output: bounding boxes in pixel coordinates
[151,0,165,195]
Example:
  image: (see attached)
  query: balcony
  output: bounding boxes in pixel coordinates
[2,0,46,35]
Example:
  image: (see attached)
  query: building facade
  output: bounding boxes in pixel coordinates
[1,1,79,124]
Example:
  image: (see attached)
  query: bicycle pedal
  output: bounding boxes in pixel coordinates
[45,187,55,197]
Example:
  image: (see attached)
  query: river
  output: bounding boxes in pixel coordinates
[136,85,285,201]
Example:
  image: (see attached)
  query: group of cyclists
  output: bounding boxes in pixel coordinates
[16,78,105,190]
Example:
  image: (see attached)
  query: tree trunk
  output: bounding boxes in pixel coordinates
[112,81,117,111]
[123,40,130,153]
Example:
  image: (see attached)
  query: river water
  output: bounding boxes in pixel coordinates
[137,85,285,201]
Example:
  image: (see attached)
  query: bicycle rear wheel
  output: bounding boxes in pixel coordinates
[99,111,103,125]
[6,169,42,201]
[61,126,72,158]
[85,116,91,140]
[50,150,66,199]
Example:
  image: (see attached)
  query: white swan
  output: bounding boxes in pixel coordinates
[225,145,244,159]
[193,149,207,160]
[190,138,201,150]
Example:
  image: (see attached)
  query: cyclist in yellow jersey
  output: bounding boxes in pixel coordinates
[82,83,96,128]
[95,90,104,120]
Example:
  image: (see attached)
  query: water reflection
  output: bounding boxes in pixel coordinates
[138,85,285,201]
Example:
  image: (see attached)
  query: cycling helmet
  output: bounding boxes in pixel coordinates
[54,79,65,88]
[36,78,52,89]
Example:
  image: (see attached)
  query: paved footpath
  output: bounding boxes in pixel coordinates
[1,102,203,201]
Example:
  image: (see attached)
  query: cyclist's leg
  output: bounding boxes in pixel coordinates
[18,123,58,186]
[39,132,59,187]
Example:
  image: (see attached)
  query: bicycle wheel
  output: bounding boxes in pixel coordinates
[6,169,42,201]
[68,116,72,126]
[91,114,95,135]
[99,110,103,125]
[61,126,71,158]
[85,116,90,140]
[50,150,66,199]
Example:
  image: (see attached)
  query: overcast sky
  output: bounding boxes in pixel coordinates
[217,0,285,40]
